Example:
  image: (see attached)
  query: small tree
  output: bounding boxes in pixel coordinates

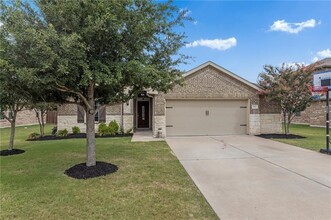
[32,102,56,137]
[1,0,69,141]
[0,61,30,150]
[258,64,315,134]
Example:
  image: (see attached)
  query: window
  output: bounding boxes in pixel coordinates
[94,111,99,122]
[77,103,105,123]
[321,79,331,87]
[295,112,301,117]
[8,111,13,119]
[77,106,85,123]
[94,103,100,122]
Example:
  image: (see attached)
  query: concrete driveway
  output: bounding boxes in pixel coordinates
[166,135,331,220]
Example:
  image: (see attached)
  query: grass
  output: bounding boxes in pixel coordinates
[0,125,217,220]
[274,124,327,152]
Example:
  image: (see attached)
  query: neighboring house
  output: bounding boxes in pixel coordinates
[292,58,331,127]
[57,61,282,137]
[0,109,40,128]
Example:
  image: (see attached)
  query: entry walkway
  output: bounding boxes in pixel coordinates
[131,130,164,142]
[166,135,331,220]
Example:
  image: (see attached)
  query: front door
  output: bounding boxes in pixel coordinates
[137,101,150,128]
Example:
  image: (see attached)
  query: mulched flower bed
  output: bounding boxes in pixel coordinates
[256,134,306,139]
[27,133,132,141]
[64,161,118,179]
[0,149,25,156]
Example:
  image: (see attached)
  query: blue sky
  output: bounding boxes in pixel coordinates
[172,0,331,83]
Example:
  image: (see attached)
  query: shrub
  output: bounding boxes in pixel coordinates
[28,132,40,140]
[72,126,80,134]
[57,129,68,137]
[98,123,109,136]
[126,128,133,134]
[51,126,57,135]
[119,127,124,135]
[108,120,119,135]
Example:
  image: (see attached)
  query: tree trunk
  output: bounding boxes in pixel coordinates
[9,120,15,151]
[35,109,43,136]
[286,122,291,135]
[283,111,287,135]
[86,83,96,167]
[287,114,292,135]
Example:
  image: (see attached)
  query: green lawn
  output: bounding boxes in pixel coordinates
[274,124,327,152]
[0,125,217,220]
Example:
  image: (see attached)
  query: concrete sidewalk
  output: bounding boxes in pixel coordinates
[131,130,164,142]
[166,135,331,220]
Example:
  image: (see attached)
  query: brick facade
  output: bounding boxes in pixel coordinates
[0,109,40,128]
[292,100,327,127]
[162,65,260,114]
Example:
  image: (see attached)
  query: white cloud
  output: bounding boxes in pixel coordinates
[317,49,331,58]
[312,57,319,62]
[269,19,320,34]
[186,37,237,51]
[193,21,198,25]
[180,8,192,18]
[312,49,331,62]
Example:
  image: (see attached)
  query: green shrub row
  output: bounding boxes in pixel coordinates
[28,122,132,139]
[57,129,68,137]
[98,120,119,136]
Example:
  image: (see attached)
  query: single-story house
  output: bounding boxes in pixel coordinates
[292,58,331,127]
[57,61,282,137]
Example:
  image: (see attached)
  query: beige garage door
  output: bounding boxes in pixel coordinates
[166,100,248,136]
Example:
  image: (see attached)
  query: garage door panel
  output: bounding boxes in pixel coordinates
[166,100,247,136]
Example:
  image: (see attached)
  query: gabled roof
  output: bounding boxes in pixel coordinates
[183,61,261,91]
[314,58,331,69]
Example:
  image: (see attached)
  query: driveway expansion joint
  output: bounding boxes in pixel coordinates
[210,137,331,190]
[180,157,256,161]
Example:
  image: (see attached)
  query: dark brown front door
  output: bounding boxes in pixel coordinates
[137,101,149,128]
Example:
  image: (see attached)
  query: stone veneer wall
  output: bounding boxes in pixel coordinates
[249,114,261,134]
[260,114,282,134]
[57,101,134,133]
[153,115,166,137]
[58,115,134,133]
[292,100,326,127]
[0,109,40,128]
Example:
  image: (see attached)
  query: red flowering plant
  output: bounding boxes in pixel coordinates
[258,63,315,135]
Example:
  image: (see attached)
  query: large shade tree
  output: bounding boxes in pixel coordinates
[1,0,189,166]
[258,64,315,135]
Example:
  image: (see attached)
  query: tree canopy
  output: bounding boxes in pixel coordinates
[1,0,189,166]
